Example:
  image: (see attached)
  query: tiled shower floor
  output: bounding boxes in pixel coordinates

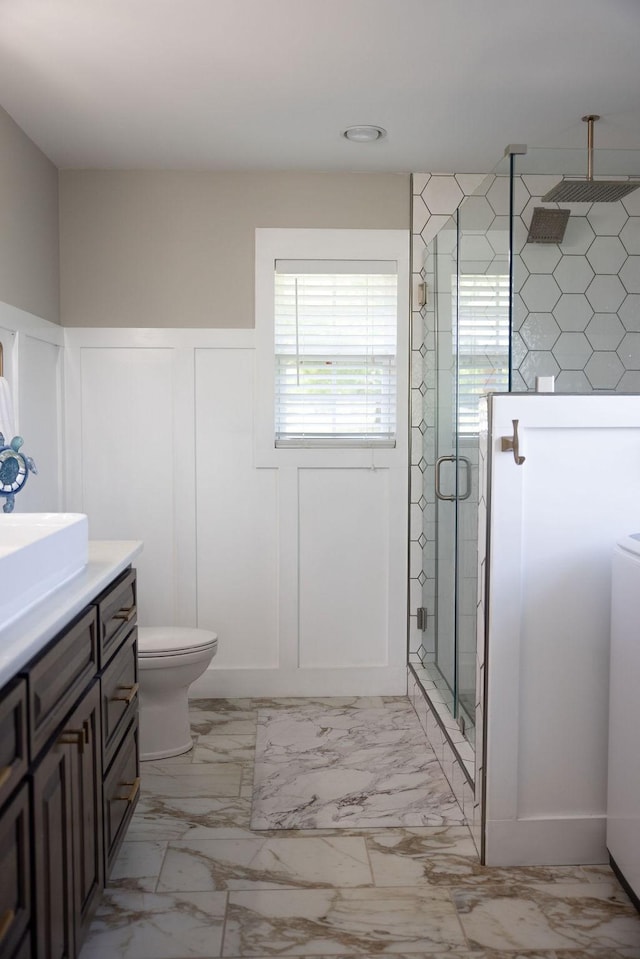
[79,697,640,958]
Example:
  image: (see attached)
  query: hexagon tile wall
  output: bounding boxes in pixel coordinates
[513,177,640,391]
[409,170,640,668]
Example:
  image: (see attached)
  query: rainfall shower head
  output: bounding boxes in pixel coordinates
[526,207,570,244]
[542,116,640,203]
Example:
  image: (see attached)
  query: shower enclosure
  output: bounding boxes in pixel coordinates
[410,167,510,749]
[410,140,640,770]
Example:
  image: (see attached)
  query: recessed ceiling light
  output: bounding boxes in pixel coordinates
[342,125,387,143]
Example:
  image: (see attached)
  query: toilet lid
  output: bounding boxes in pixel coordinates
[138,626,218,656]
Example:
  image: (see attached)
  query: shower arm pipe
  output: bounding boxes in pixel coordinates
[584,114,599,182]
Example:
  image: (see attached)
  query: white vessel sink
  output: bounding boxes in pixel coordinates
[0,513,89,629]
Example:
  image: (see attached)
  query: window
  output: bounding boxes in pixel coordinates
[454,272,510,434]
[255,229,409,465]
[274,260,397,447]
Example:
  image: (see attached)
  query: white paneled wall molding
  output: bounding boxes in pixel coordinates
[64,327,408,697]
[0,301,65,513]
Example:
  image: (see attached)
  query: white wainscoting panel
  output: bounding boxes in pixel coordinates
[0,303,64,514]
[64,328,408,698]
[194,347,279,669]
[15,333,63,513]
[298,468,389,668]
[74,346,179,627]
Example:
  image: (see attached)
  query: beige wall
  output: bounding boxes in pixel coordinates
[59,170,409,328]
[0,106,59,323]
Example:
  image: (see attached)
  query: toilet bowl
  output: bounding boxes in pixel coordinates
[137,626,218,761]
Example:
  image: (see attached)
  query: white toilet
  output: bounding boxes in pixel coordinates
[137,626,218,761]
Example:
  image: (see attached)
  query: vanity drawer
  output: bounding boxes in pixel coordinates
[0,679,28,810]
[28,608,99,759]
[101,627,138,770]
[96,568,137,668]
[103,717,139,879]
[0,783,31,959]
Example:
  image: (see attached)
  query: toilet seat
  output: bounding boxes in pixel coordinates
[138,626,218,657]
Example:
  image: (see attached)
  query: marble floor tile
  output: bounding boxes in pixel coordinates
[79,889,226,959]
[109,840,168,891]
[253,696,389,710]
[142,761,243,798]
[251,702,464,829]
[140,740,198,765]
[223,886,467,955]
[554,948,640,958]
[189,703,258,737]
[127,795,252,840]
[452,880,640,953]
[355,954,554,959]
[191,735,256,764]
[209,953,563,959]
[216,954,555,959]
[157,835,373,891]
[82,698,640,959]
[366,828,597,888]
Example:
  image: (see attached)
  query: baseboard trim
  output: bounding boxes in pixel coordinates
[188,665,409,699]
[484,816,608,866]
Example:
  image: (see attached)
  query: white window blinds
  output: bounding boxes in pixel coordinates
[274,260,398,447]
[454,273,510,434]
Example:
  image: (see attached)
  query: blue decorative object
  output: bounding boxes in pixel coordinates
[0,434,37,513]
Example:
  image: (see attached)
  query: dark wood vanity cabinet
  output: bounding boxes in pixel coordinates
[32,681,104,959]
[0,782,31,959]
[0,565,139,959]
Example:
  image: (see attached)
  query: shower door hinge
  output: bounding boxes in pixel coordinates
[416,607,428,631]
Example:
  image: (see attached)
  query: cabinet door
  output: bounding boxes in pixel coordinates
[0,679,28,811]
[66,682,103,951]
[103,718,139,879]
[0,783,31,959]
[9,931,32,959]
[33,741,74,959]
[101,626,138,770]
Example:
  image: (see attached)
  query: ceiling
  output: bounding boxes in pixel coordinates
[1,0,639,174]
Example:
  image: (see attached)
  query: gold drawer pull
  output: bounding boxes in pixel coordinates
[113,605,136,623]
[111,776,140,804]
[0,766,12,790]
[58,728,85,754]
[111,682,139,704]
[0,908,15,943]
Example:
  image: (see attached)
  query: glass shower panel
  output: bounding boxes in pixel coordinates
[432,217,459,713]
[455,195,510,736]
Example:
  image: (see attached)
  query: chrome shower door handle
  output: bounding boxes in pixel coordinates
[458,456,472,500]
[435,455,456,501]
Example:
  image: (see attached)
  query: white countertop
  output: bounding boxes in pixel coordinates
[0,539,143,690]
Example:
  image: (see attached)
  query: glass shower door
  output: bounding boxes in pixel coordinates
[432,217,459,718]
[429,195,510,744]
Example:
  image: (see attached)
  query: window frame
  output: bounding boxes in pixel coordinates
[255,228,409,468]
